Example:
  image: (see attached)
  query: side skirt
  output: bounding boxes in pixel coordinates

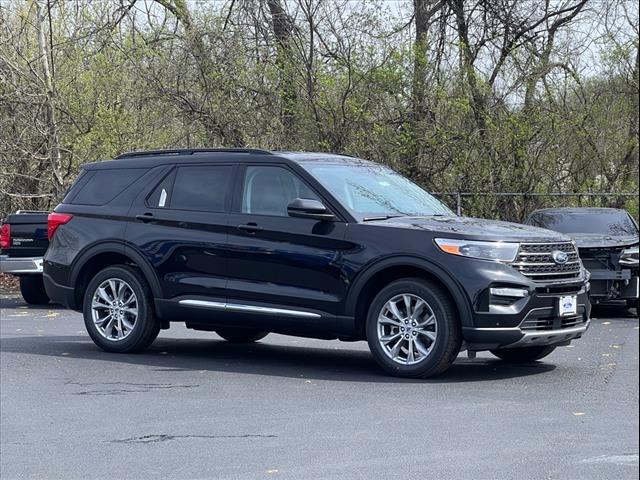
[154,296,356,339]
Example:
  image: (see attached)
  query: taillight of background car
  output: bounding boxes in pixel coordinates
[47,213,73,240]
[0,223,10,249]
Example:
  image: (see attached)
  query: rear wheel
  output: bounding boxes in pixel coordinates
[83,265,160,353]
[19,275,50,305]
[216,328,269,344]
[366,278,461,378]
[490,345,556,363]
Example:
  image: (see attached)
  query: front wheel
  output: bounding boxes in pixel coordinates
[216,328,268,343]
[490,345,556,363]
[366,278,461,378]
[83,265,160,353]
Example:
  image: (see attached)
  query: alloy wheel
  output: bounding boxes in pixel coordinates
[376,293,437,365]
[90,278,138,341]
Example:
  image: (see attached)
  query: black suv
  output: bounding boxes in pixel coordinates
[44,149,591,377]
[527,207,639,311]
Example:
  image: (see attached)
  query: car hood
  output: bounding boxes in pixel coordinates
[370,216,569,242]
[567,233,639,249]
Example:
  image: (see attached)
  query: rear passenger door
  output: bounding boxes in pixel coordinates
[126,164,234,301]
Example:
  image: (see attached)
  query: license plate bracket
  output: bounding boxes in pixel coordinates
[558,295,577,317]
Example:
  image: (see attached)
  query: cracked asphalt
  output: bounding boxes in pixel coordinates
[1,294,638,480]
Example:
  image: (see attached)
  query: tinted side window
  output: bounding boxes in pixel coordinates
[147,170,176,209]
[241,166,319,216]
[171,165,232,212]
[72,168,146,205]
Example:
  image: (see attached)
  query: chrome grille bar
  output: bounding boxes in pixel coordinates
[511,242,582,282]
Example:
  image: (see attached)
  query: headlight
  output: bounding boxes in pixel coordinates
[620,245,639,266]
[434,238,520,262]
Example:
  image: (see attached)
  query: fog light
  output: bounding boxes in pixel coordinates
[490,287,529,298]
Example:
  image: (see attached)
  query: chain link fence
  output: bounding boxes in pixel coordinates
[432,192,640,223]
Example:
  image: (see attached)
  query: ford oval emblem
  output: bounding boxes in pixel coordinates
[551,250,569,265]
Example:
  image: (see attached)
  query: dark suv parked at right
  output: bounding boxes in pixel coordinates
[527,207,639,312]
[44,149,591,378]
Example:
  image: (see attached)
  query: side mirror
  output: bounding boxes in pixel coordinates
[287,198,335,221]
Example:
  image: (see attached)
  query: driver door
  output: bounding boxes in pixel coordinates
[226,164,350,317]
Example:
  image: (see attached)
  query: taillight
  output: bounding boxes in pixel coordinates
[0,223,10,249]
[48,212,73,240]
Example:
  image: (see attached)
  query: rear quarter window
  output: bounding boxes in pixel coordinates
[146,170,176,208]
[70,168,146,205]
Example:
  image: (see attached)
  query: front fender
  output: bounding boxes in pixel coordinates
[343,255,474,327]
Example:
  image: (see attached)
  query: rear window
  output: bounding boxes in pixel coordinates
[170,165,232,212]
[71,169,146,205]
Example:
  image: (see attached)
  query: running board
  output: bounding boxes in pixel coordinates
[178,299,322,319]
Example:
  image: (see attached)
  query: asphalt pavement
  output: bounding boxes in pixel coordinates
[1,294,638,480]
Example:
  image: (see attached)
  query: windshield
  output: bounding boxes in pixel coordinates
[301,161,454,219]
[528,210,638,236]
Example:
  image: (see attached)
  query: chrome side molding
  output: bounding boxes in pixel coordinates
[178,299,321,318]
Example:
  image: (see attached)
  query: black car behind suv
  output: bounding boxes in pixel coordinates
[527,207,639,311]
[44,149,591,377]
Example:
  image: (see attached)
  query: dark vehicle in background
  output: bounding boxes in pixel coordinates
[527,208,639,313]
[0,211,50,304]
[44,149,591,378]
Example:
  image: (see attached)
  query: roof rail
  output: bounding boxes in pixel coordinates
[115,148,273,159]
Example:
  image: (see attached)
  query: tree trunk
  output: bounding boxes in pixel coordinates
[449,0,486,132]
[266,0,297,132]
[35,0,63,197]
[622,47,639,181]
[411,0,439,125]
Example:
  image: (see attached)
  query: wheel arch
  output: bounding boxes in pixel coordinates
[345,256,473,338]
[69,241,162,310]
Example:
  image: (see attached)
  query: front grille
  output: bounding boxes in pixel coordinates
[511,242,582,282]
[521,314,585,331]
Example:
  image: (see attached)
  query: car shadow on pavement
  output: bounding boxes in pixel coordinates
[0,296,67,311]
[0,334,556,384]
[592,303,638,319]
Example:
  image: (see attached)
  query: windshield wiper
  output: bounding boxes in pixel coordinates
[362,215,406,222]
[362,213,451,222]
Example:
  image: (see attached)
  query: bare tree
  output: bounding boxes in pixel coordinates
[35,0,64,195]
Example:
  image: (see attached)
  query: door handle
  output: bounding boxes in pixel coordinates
[136,213,155,223]
[237,223,263,234]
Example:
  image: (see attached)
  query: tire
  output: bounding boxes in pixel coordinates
[365,278,461,378]
[19,275,50,305]
[83,265,160,353]
[216,328,269,344]
[490,345,556,363]
[627,299,639,316]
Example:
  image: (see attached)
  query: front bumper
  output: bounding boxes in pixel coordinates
[463,318,590,351]
[0,255,43,274]
[462,276,591,351]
